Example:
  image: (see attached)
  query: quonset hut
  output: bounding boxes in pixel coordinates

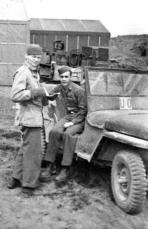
[30,18,110,53]
[30,18,110,71]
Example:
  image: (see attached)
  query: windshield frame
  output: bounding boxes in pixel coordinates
[85,67,148,112]
[85,67,148,97]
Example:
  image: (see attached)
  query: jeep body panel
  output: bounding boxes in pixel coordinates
[75,112,148,162]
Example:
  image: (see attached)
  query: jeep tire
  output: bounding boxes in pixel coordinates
[111,150,147,214]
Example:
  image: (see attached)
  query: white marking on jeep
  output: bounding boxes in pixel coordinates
[119,97,132,110]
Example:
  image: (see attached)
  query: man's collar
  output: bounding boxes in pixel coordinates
[68,83,72,91]
[24,62,39,79]
[61,82,72,91]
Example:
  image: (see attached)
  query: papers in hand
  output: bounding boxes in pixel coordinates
[47,92,60,100]
[43,87,60,100]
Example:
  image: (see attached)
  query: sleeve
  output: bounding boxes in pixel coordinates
[11,70,31,102]
[72,88,87,124]
[44,84,59,95]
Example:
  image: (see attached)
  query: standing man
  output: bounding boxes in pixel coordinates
[41,66,87,183]
[8,44,49,196]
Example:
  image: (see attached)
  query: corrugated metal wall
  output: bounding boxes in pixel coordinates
[0,20,29,86]
[68,35,77,51]
[30,32,110,53]
[0,86,14,119]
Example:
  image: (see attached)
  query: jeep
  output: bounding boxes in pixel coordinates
[75,66,148,214]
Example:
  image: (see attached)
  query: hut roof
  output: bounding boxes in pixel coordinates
[30,18,110,34]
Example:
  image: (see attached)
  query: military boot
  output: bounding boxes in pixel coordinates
[55,166,69,183]
[7,177,21,189]
[40,163,56,182]
[22,187,34,197]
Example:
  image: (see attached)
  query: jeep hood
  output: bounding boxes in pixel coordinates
[87,110,148,140]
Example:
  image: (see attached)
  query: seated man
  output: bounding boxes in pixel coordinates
[41,66,87,182]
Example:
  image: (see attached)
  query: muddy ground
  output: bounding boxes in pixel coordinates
[0,116,148,229]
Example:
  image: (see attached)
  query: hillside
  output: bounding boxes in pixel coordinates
[109,34,148,70]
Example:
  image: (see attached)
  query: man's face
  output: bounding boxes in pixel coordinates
[29,55,42,67]
[59,71,71,87]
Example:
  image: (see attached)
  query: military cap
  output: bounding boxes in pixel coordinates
[58,66,72,75]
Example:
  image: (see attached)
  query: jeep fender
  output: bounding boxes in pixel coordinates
[75,120,104,162]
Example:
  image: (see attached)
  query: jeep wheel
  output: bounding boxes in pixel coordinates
[111,150,147,214]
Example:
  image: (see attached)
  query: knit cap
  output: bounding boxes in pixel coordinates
[26,44,43,55]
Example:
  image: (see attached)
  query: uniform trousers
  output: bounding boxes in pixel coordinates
[13,127,42,188]
[44,118,84,166]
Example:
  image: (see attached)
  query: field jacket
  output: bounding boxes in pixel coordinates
[11,64,44,127]
[48,82,87,124]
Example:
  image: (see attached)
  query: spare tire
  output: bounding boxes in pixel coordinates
[111,150,147,214]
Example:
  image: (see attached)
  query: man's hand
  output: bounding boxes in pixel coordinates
[64,122,74,129]
[47,92,60,101]
[31,88,46,99]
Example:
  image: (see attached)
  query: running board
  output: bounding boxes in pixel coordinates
[104,131,148,149]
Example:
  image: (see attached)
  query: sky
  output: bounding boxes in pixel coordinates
[23,0,148,37]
